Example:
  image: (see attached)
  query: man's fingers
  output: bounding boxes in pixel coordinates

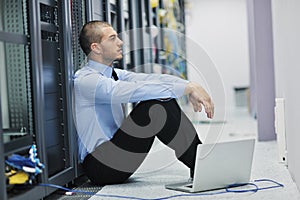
[211,102,215,118]
[189,92,214,116]
[193,102,202,112]
[204,101,214,119]
[198,103,202,112]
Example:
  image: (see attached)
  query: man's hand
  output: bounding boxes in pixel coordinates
[184,82,214,119]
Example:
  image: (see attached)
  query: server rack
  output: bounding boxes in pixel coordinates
[71,0,87,178]
[0,0,78,199]
[0,0,41,199]
[0,95,7,200]
[34,0,76,188]
[158,0,187,79]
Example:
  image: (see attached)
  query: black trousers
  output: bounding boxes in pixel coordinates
[82,99,201,185]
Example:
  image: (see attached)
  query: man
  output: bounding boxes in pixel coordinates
[74,21,214,185]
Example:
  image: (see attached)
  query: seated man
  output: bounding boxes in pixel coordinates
[74,21,214,185]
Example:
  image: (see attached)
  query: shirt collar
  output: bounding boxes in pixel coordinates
[87,60,113,78]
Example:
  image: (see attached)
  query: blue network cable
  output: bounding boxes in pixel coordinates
[38,178,284,200]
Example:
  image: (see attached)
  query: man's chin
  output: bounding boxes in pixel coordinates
[115,55,123,60]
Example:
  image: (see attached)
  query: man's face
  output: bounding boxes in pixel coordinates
[98,26,123,63]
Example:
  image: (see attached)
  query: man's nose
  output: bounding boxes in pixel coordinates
[118,38,123,46]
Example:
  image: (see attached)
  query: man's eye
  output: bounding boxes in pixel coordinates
[109,36,116,41]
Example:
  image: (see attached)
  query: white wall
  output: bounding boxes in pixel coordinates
[185,0,250,110]
[272,0,300,191]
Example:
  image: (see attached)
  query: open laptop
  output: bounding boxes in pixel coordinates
[165,138,255,193]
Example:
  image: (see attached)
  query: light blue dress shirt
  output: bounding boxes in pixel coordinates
[73,60,189,162]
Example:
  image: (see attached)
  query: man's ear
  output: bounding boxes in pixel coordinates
[90,43,102,54]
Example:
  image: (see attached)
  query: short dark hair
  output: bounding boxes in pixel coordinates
[79,21,112,55]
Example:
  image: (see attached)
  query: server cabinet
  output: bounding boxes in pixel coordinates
[0,0,46,199]
[0,0,33,156]
[71,0,87,179]
[72,0,87,72]
[157,0,188,79]
[1,0,78,199]
[34,0,75,189]
[127,0,155,73]
[0,102,6,199]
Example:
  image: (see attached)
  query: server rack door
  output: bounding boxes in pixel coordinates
[38,1,76,187]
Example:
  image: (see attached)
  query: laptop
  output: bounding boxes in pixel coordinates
[165,138,255,193]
